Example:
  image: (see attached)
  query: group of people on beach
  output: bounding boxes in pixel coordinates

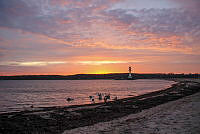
[89,92,111,103]
[67,92,118,103]
[90,92,114,103]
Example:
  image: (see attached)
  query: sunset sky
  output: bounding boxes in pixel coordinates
[0,0,200,75]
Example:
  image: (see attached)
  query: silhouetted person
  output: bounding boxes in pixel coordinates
[97,93,102,100]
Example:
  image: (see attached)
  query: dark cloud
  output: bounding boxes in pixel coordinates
[0,0,39,28]
[0,0,38,16]
[106,8,200,35]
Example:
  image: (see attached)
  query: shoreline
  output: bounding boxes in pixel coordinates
[0,80,200,134]
[63,89,200,134]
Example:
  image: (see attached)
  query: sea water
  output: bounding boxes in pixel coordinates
[0,79,175,113]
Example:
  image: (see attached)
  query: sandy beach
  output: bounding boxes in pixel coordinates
[63,90,200,134]
[0,79,200,134]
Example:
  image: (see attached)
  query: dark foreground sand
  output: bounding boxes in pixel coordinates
[0,79,200,134]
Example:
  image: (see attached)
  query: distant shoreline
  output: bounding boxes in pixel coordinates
[0,73,199,80]
[0,80,200,134]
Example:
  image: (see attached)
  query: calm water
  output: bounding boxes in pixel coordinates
[0,79,175,113]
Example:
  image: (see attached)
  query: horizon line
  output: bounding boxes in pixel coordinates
[0,72,200,77]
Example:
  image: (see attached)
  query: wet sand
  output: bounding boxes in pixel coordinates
[0,79,200,134]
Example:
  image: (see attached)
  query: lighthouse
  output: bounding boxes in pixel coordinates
[128,66,133,79]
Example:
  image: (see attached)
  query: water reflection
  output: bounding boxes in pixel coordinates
[0,79,175,113]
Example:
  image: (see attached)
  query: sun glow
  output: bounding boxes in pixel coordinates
[92,70,111,74]
[87,67,113,74]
